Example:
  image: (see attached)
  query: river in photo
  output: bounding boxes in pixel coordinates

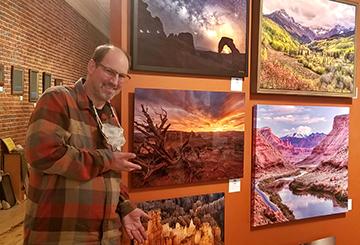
[255,186,279,211]
[277,174,348,219]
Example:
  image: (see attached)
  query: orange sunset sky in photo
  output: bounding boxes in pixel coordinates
[134,89,245,133]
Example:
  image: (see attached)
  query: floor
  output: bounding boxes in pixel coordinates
[0,201,25,245]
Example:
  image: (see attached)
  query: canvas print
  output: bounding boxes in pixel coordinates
[131,88,245,189]
[257,0,357,97]
[135,193,224,245]
[131,0,248,77]
[252,105,350,227]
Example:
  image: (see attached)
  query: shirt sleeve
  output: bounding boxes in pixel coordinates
[117,199,136,218]
[25,88,112,181]
[117,183,136,218]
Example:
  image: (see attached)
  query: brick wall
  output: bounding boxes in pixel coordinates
[0,0,108,152]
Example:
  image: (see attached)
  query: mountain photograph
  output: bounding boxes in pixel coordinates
[252,105,349,227]
[258,0,356,97]
[132,0,248,77]
[130,88,245,189]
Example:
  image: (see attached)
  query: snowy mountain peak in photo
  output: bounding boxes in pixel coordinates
[265,9,316,43]
[276,9,295,23]
[316,24,355,39]
[281,132,326,149]
[289,132,308,138]
[311,27,329,36]
[265,9,354,43]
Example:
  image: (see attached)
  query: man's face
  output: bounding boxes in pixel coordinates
[87,49,129,103]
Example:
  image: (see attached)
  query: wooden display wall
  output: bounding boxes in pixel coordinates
[111,0,360,244]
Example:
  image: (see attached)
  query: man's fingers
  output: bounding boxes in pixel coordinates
[139,226,147,240]
[120,152,136,159]
[125,161,142,171]
[126,228,134,240]
[132,229,144,244]
[139,210,150,219]
[110,161,141,173]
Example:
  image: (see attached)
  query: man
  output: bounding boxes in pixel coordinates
[24,44,148,244]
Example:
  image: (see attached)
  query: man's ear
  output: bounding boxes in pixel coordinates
[88,59,96,74]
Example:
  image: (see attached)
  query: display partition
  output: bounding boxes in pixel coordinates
[113,0,360,244]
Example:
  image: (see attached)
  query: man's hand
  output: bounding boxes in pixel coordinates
[110,152,142,172]
[122,208,149,244]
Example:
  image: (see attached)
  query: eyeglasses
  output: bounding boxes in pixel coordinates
[96,62,131,80]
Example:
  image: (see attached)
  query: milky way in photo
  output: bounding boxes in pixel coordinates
[143,0,247,53]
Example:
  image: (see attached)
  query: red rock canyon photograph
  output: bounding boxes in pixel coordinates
[252,104,349,226]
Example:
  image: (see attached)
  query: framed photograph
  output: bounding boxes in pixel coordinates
[131,0,249,78]
[130,88,245,189]
[0,64,4,85]
[42,72,51,92]
[253,0,357,97]
[11,66,24,95]
[136,193,224,244]
[29,70,39,102]
[251,104,350,227]
[54,78,63,86]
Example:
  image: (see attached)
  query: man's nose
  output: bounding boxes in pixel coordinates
[109,74,119,83]
[110,75,123,88]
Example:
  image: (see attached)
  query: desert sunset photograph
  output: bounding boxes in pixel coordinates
[130,88,245,189]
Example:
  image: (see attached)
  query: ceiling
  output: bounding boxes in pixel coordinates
[65,0,110,37]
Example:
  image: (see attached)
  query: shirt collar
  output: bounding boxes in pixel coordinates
[74,78,90,110]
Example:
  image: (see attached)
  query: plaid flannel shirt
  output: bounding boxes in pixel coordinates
[24,79,134,244]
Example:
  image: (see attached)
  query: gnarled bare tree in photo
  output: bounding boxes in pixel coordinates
[134,104,202,183]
